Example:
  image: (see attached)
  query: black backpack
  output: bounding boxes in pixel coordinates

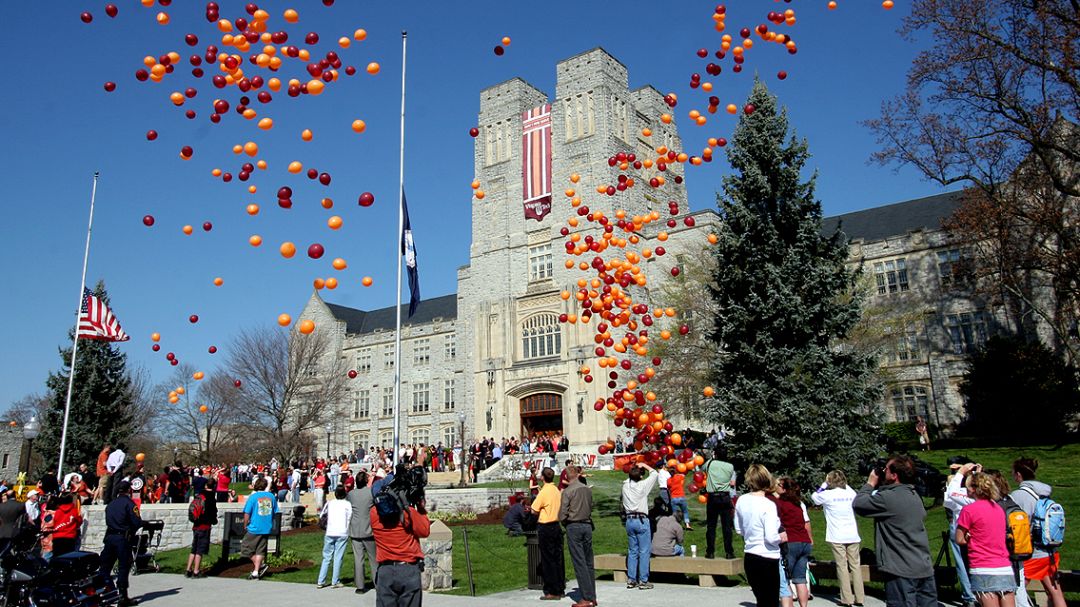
[373,485,403,522]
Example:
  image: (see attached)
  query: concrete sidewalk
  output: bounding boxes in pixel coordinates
[129,573,890,607]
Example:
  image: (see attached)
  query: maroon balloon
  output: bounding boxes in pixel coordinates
[105,4,118,17]
[777,71,788,81]
[151,344,160,352]
[208,346,218,354]
[679,325,690,335]
[307,243,325,259]
[166,352,175,360]
[180,145,193,158]
[671,267,681,277]
[469,127,479,137]
[142,215,155,226]
[318,172,331,186]
[358,192,375,207]
[744,104,755,115]
[348,370,357,379]
[189,314,199,323]
[305,32,319,44]
[146,130,158,141]
[135,69,149,81]
[170,359,179,366]
[185,110,196,119]
[277,186,292,199]
[202,221,213,231]
[345,66,356,76]
[103,82,116,92]
[80,11,93,23]
[493,45,505,56]
[234,379,242,388]
[185,34,199,46]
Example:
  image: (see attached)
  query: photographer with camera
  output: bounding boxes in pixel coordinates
[853,455,937,607]
[370,465,431,607]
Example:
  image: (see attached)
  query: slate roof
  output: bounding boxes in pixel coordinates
[324,293,457,335]
[821,190,965,242]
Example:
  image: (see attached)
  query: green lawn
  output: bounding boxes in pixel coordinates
[149,443,1080,596]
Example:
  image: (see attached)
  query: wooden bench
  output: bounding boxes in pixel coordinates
[1025,570,1079,597]
[808,560,874,582]
[594,553,743,587]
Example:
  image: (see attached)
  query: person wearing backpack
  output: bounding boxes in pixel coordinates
[1010,458,1066,607]
[185,487,218,578]
[946,460,980,607]
[956,472,1017,607]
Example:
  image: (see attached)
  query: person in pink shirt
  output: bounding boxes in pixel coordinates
[956,472,1016,607]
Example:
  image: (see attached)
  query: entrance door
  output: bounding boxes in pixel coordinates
[520,393,562,438]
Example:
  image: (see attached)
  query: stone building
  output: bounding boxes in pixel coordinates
[0,426,29,483]
[303,48,991,454]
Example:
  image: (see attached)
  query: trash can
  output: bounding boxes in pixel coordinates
[524,530,543,590]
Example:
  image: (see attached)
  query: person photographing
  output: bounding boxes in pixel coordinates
[853,455,937,607]
[370,467,431,607]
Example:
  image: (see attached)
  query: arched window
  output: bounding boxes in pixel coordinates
[521,313,561,359]
[890,385,929,421]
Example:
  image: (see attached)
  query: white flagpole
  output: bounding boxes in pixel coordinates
[58,172,99,478]
[392,31,407,468]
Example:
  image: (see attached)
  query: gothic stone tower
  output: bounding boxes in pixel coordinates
[458,48,690,447]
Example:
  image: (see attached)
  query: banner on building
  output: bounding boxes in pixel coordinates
[521,104,552,221]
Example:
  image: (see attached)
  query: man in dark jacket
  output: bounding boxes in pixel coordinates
[98,481,143,607]
[0,490,27,555]
[853,455,937,607]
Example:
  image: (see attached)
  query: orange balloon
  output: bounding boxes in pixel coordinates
[193,371,204,380]
[325,277,338,289]
[213,277,223,286]
[277,313,291,326]
[366,62,380,75]
[313,278,325,290]
[283,8,299,22]
[287,161,303,173]
[182,225,193,235]
[135,453,146,462]
[351,119,366,133]
[698,494,707,504]
[354,29,367,41]
[156,11,169,25]
[338,37,351,48]
[150,332,161,342]
[306,80,325,95]
[671,432,682,446]
[249,235,263,246]
[676,463,687,474]
[298,319,316,334]
[301,129,313,141]
[361,276,373,287]
[246,204,260,216]
[703,386,715,397]
[199,405,208,413]
[321,198,334,209]
[280,242,296,258]
[176,386,185,395]
[244,141,259,156]
[331,257,347,270]
[257,117,273,130]
[327,216,343,230]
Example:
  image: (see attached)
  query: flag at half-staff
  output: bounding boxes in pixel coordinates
[77,287,129,342]
[401,189,420,318]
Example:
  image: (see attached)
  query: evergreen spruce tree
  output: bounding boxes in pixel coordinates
[39,280,135,473]
[708,80,881,486]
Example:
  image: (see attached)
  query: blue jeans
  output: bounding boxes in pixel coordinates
[659,489,670,507]
[671,497,690,524]
[672,544,684,556]
[949,518,975,602]
[318,536,348,585]
[291,485,299,503]
[626,517,652,583]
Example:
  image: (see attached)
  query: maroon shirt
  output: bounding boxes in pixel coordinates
[776,498,812,544]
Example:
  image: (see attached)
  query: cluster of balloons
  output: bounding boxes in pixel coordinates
[493,36,511,55]
[82,1,391,396]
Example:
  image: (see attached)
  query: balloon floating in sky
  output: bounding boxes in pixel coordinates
[298,319,315,334]
[307,243,325,259]
[277,313,291,326]
[143,215,155,227]
[358,192,374,207]
[189,314,199,323]
[80,12,93,23]
[493,46,505,56]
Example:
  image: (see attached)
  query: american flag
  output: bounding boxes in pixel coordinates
[77,287,129,342]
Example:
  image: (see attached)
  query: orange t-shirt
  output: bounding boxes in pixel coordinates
[668,473,686,498]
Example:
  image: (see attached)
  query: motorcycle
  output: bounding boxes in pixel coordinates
[0,530,120,607]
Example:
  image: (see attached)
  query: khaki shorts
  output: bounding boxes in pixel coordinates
[240,532,268,558]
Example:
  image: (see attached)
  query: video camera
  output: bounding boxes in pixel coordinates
[388,464,428,508]
[857,455,945,499]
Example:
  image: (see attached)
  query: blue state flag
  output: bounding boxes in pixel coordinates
[401,189,420,317]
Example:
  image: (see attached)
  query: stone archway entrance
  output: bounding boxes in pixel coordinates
[520,393,562,438]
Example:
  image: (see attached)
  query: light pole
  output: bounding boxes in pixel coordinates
[325,421,333,460]
[22,416,40,474]
[457,412,467,488]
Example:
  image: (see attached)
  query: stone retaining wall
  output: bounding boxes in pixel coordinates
[477,451,615,482]
[425,488,514,515]
[420,520,453,591]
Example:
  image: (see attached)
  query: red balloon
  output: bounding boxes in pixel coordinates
[189,314,199,323]
[777,71,788,81]
[180,145,193,158]
[105,4,118,17]
[202,221,213,231]
[305,32,320,44]
[185,34,199,46]
[80,11,93,23]
[234,379,242,388]
[307,243,325,259]
[744,104,755,115]
[151,344,160,352]
[135,69,149,81]
[493,46,505,56]
[208,346,217,354]
[142,215,155,226]
[358,192,374,207]
[166,352,175,360]
[348,370,358,379]
[103,82,116,92]
[170,359,179,366]
[469,127,479,137]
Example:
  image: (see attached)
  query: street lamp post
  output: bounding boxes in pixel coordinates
[457,412,467,488]
[22,416,40,474]
[325,421,333,460]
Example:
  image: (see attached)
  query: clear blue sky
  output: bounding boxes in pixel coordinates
[0,1,945,410]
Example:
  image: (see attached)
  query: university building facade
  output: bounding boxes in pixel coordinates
[301,48,996,454]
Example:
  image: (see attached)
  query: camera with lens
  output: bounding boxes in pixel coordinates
[858,457,888,485]
[389,464,428,508]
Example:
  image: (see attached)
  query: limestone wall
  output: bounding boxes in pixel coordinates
[476,451,615,483]
[424,487,515,516]
[420,520,453,591]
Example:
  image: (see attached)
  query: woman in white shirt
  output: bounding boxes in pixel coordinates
[735,464,784,607]
[316,485,353,588]
[811,470,864,607]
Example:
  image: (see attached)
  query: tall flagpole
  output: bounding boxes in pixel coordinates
[58,172,99,478]
[392,31,407,468]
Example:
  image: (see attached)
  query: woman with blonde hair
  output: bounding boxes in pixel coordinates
[956,472,1016,607]
[811,470,864,606]
[735,464,783,607]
